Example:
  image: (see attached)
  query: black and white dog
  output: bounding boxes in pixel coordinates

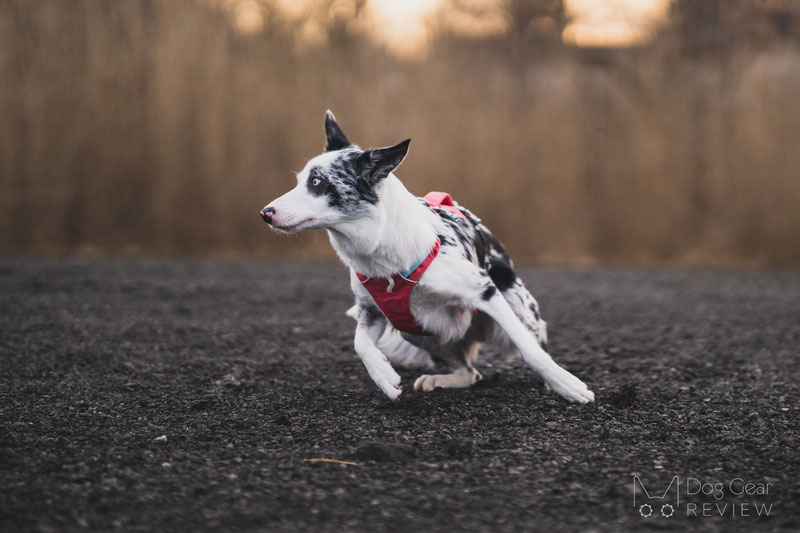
[260,112,594,403]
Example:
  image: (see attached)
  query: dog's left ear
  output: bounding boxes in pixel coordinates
[358,139,411,186]
[324,110,351,152]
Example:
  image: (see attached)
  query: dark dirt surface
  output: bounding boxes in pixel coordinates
[1,257,798,532]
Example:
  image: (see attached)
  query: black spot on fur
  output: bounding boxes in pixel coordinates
[472,230,487,267]
[307,152,382,212]
[342,151,379,204]
[481,285,497,300]
[438,234,455,247]
[440,213,472,248]
[484,233,511,263]
[489,262,517,292]
[306,168,343,208]
[353,178,378,204]
[326,187,343,207]
[360,304,383,326]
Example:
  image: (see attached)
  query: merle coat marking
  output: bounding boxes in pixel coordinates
[261,111,594,403]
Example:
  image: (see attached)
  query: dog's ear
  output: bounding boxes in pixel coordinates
[324,110,351,152]
[357,139,411,186]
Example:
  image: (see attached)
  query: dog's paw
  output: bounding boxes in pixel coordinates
[372,371,402,401]
[544,367,594,403]
[362,355,402,401]
[375,363,402,401]
[413,369,479,392]
[413,374,442,392]
[381,382,402,401]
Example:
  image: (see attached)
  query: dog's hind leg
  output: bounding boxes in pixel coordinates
[413,340,482,392]
[474,288,594,403]
[482,282,548,362]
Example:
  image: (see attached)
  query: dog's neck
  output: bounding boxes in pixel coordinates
[327,175,438,278]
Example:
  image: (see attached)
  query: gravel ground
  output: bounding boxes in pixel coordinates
[0,257,798,532]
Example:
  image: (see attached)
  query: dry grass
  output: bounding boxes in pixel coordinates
[1,0,799,267]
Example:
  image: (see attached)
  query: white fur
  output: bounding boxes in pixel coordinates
[330,176,439,278]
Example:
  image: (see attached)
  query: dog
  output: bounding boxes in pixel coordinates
[260,111,594,403]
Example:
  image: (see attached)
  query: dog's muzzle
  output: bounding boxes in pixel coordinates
[260,206,276,224]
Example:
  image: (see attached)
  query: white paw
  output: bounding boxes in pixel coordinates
[544,367,594,403]
[413,374,443,392]
[362,356,402,401]
[413,369,478,392]
[380,382,402,401]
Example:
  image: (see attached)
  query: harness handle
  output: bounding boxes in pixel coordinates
[419,193,492,272]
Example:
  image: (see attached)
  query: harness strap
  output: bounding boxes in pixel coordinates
[355,240,440,336]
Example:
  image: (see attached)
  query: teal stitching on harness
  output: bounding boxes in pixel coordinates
[400,250,430,279]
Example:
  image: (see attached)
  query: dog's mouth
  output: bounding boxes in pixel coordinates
[270,217,316,233]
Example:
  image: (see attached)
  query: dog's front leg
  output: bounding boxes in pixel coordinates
[354,304,403,400]
[474,290,595,403]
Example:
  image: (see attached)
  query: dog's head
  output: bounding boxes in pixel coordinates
[260,111,410,233]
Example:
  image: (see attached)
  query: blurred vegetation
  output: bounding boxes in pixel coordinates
[1,0,799,267]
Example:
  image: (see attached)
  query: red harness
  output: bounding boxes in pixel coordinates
[355,192,469,336]
[421,191,469,222]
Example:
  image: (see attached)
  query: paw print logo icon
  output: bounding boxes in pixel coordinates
[661,503,675,517]
[639,504,653,518]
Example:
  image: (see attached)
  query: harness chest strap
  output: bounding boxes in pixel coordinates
[356,239,440,336]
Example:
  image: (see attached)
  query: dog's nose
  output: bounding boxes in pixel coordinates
[260,206,276,224]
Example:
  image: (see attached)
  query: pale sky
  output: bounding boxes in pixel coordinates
[365,0,445,56]
[563,0,672,47]
[225,0,672,54]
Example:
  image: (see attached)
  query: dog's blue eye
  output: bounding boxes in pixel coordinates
[312,178,321,187]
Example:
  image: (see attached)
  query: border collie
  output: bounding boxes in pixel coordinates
[260,112,594,403]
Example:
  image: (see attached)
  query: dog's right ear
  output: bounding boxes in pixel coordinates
[324,110,351,152]
[357,139,411,186]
